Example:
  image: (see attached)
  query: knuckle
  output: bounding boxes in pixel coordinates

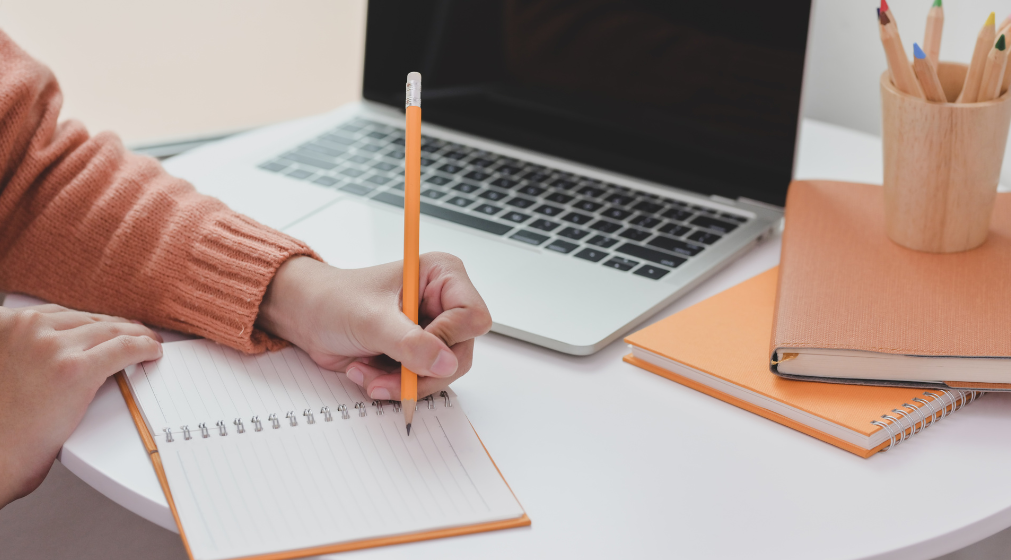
[116,335,136,350]
[56,354,85,378]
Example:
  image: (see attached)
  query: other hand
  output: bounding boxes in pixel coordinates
[0,305,162,508]
[256,254,492,401]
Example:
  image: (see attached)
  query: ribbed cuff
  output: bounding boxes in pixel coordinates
[160,212,321,353]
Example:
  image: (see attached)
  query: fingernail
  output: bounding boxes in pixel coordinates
[346,366,363,385]
[157,344,164,358]
[430,349,457,377]
[371,387,391,400]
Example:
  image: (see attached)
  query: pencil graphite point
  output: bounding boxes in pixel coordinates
[406,423,412,436]
[986,12,996,28]
[913,43,926,59]
[998,35,1007,51]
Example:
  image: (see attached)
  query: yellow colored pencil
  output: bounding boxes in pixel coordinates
[923,0,944,66]
[402,71,421,435]
[913,43,947,102]
[958,12,996,103]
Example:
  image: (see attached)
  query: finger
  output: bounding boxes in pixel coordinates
[23,304,69,314]
[364,365,467,402]
[345,361,390,398]
[47,310,146,331]
[417,256,493,347]
[83,335,163,381]
[366,312,459,379]
[66,321,164,350]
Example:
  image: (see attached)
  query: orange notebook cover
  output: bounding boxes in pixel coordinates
[115,340,529,560]
[624,267,983,458]
[771,180,1011,388]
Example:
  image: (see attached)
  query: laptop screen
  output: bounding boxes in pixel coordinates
[362,0,811,207]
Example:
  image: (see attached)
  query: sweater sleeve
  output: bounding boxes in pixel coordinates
[0,30,320,353]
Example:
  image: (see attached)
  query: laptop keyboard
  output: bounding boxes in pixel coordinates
[257,118,751,280]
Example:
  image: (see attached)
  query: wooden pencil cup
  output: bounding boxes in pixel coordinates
[881,62,1011,253]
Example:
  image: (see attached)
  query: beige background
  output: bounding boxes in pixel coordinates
[2,1,1011,558]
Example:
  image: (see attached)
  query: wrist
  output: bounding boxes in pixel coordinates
[256,256,324,346]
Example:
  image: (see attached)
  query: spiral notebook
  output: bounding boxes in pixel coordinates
[624,267,983,457]
[117,339,529,560]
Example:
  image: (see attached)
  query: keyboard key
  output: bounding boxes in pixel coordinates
[523,170,553,183]
[464,170,491,182]
[365,175,393,185]
[617,243,686,269]
[443,151,468,160]
[601,207,633,220]
[386,149,406,159]
[446,196,474,207]
[474,204,503,215]
[372,161,398,172]
[340,167,365,178]
[633,200,664,213]
[420,157,437,167]
[366,131,388,139]
[534,204,564,217]
[510,230,550,246]
[312,175,339,187]
[577,185,605,198]
[574,248,608,262]
[562,212,593,225]
[550,178,578,190]
[497,165,523,176]
[438,163,465,174]
[359,143,384,153]
[529,219,560,232]
[348,154,373,164]
[557,227,589,240]
[372,192,513,235]
[604,193,635,206]
[721,212,748,223]
[648,235,704,257]
[303,143,346,157]
[573,200,604,212]
[603,257,639,271]
[424,175,452,186]
[506,197,536,209]
[634,265,671,280]
[618,228,652,242]
[420,143,440,153]
[337,123,364,133]
[285,168,314,180]
[690,215,739,234]
[687,230,723,245]
[340,183,373,195]
[259,161,288,172]
[479,190,508,201]
[469,157,495,168]
[491,177,520,189]
[282,152,338,170]
[629,215,662,228]
[502,211,531,223]
[422,189,446,199]
[663,208,694,221]
[320,133,354,145]
[517,184,546,196]
[545,192,574,204]
[659,223,691,237]
[545,239,578,254]
[453,182,481,193]
[587,235,619,248]
[589,220,622,233]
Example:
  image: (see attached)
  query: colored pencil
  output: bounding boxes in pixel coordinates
[978,35,1008,102]
[402,71,421,435]
[923,0,944,66]
[913,43,947,102]
[1001,20,1011,95]
[878,9,924,98]
[958,12,996,103]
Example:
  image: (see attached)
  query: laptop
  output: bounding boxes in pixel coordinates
[163,0,813,355]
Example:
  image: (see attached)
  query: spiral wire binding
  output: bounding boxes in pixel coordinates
[870,390,984,452]
[159,394,455,442]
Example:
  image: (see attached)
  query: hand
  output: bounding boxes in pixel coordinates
[256,254,492,401]
[0,305,162,508]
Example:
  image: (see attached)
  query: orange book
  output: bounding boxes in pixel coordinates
[624,267,983,458]
[117,339,528,560]
[771,181,1011,389]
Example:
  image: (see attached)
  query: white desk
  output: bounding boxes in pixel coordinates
[38,119,1011,560]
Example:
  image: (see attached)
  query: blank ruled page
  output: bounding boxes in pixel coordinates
[124,340,525,560]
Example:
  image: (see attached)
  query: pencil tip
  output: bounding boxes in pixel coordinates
[879,10,890,25]
[932,0,941,7]
[880,0,889,13]
[913,43,926,59]
[876,7,880,19]
[986,12,996,28]
[406,423,412,436]
[998,35,1007,51]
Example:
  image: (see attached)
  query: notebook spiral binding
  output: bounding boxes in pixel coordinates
[870,389,984,451]
[157,392,454,442]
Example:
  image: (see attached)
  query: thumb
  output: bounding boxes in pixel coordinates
[373,313,459,378]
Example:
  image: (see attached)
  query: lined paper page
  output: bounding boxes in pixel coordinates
[124,340,524,560]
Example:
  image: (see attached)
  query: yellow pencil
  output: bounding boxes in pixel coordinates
[923,0,943,66]
[878,9,924,98]
[978,35,1008,102]
[913,43,947,102]
[958,12,996,103]
[402,71,421,435]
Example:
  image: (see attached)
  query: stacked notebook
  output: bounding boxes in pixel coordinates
[119,339,528,560]
[624,266,982,458]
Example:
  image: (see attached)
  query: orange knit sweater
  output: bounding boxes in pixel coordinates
[0,30,318,353]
